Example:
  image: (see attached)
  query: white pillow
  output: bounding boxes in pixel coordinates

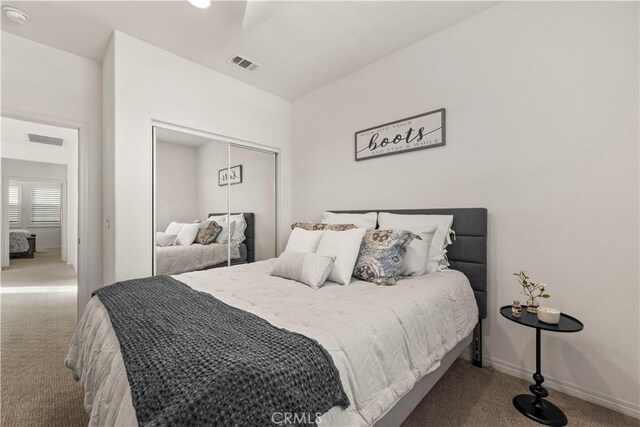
[175,223,200,246]
[397,226,437,276]
[378,213,453,272]
[285,228,325,253]
[209,214,247,242]
[322,211,377,229]
[156,232,177,247]
[270,251,336,289]
[165,221,185,235]
[316,228,367,285]
[214,221,237,244]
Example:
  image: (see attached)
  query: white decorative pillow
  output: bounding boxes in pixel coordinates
[209,214,247,243]
[175,223,200,246]
[156,232,177,247]
[378,213,454,272]
[322,211,377,229]
[214,221,237,244]
[316,228,367,285]
[394,225,437,276]
[270,251,336,289]
[165,221,185,235]
[381,225,438,276]
[285,228,325,253]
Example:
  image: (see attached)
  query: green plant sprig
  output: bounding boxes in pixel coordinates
[513,271,550,300]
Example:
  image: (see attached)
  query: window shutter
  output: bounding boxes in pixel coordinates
[8,185,19,224]
[30,184,61,224]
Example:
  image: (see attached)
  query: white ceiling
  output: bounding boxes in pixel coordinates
[0,1,497,100]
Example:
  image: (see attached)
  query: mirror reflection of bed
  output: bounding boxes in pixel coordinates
[153,126,276,276]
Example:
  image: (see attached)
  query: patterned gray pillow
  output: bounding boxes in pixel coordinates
[354,230,416,286]
[195,220,223,245]
[290,222,357,231]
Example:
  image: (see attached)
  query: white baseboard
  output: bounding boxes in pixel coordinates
[484,356,640,420]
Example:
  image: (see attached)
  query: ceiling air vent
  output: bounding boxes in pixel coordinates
[229,55,260,72]
[27,133,64,147]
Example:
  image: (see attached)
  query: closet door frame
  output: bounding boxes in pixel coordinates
[151,121,280,274]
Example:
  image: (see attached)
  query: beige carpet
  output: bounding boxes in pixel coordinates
[402,360,639,427]
[1,256,637,426]
[2,249,76,288]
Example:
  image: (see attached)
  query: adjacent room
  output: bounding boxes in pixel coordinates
[0,1,638,427]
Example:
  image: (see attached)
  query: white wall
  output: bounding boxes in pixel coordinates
[197,142,277,260]
[2,33,103,315]
[2,159,67,250]
[291,2,639,417]
[107,32,290,281]
[155,141,199,232]
[102,37,116,285]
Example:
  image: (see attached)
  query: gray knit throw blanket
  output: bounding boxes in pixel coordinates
[94,276,349,426]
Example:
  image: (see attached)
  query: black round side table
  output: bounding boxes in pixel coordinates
[500,305,583,426]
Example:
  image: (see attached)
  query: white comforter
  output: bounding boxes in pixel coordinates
[155,241,240,275]
[66,260,478,427]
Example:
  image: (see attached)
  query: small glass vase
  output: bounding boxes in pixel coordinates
[526,298,539,313]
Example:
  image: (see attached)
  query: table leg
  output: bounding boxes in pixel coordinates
[512,329,568,426]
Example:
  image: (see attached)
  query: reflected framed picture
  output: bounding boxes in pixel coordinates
[218,165,243,186]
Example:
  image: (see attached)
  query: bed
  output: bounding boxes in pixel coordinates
[9,229,36,259]
[154,212,255,275]
[67,208,487,426]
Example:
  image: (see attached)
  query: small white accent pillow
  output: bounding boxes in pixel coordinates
[175,223,200,246]
[165,221,185,235]
[322,211,377,229]
[316,228,367,285]
[285,228,325,253]
[378,213,454,272]
[209,214,247,242]
[270,251,336,289]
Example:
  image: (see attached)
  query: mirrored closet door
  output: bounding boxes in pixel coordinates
[152,126,277,276]
[229,144,277,263]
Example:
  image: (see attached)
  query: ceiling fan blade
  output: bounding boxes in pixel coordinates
[242,1,275,31]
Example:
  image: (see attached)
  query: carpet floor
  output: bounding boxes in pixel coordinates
[1,258,637,426]
[2,249,76,288]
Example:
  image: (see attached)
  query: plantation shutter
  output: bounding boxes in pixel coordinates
[8,184,19,224]
[30,184,62,224]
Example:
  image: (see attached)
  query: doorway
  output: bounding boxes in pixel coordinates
[1,117,79,290]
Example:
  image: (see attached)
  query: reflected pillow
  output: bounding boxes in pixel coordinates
[165,221,185,235]
[195,220,223,245]
[175,223,200,246]
[270,251,336,290]
[291,222,357,231]
[354,230,416,286]
[215,221,237,244]
[156,232,177,247]
[209,214,247,243]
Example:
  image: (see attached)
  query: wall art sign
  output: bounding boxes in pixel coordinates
[218,165,243,186]
[354,108,445,161]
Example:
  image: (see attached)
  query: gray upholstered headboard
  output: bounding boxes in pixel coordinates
[209,212,255,263]
[329,208,488,319]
